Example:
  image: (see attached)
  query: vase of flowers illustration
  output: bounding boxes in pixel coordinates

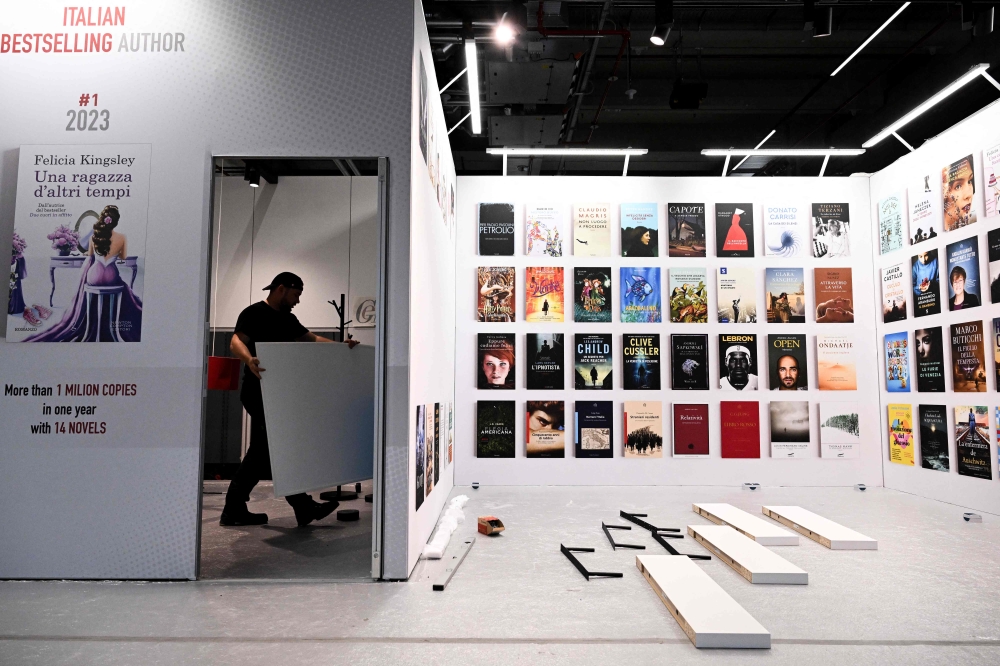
[48,225,79,256]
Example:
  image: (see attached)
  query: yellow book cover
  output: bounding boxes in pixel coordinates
[888,403,915,466]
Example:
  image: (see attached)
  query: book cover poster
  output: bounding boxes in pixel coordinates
[621,203,659,257]
[887,404,915,466]
[763,203,809,257]
[525,266,564,322]
[415,405,425,508]
[573,203,611,256]
[994,317,1000,388]
[477,266,515,322]
[477,400,515,458]
[715,204,755,257]
[911,249,941,318]
[433,403,440,485]
[768,334,808,391]
[919,404,949,472]
[819,402,860,459]
[881,262,908,323]
[811,203,851,258]
[478,333,515,390]
[942,154,977,231]
[984,142,1000,218]
[575,400,613,458]
[955,405,991,479]
[673,404,710,457]
[717,266,757,323]
[424,405,434,497]
[884,331,910,393]
[989,228,1000,303]
[525,205,563,257]
[765,268,806,323]
[914,327,946,392]
[770,401,811,458]
[477,203,515,255]
[908,173,941,244]
[719,333,759,391]
[526,400,565,458]
[878,193,905,255]
[575,333,613,390]
[814,267,854,323]
[623,333,661,390]
[816,335,857,390]
[447,402,454,465]
[7,144,151,342]
[951,320,987,392]
[667,203,705,257]
[526,333,564,390]
[720,401,761,458]
[573,268,611,322]
[669,268,708,323]
[946,236,981,311]
[620,266,662,323]
[623,401,663,458]
[671,334,709,390]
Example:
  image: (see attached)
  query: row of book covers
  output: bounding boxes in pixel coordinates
[885,320,998,393]
[414,402,454,511]
[888,404,995,481]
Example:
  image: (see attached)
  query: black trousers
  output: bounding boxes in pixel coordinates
[225,385,310,510]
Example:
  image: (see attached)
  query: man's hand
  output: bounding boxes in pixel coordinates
[247,357,265,379]
[346,338,360,349]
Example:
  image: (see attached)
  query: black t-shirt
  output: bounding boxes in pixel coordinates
[234,301,309,388]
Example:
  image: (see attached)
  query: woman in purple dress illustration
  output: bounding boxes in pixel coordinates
[27,205,142,342]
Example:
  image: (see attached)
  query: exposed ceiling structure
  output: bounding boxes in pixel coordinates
[427,0,1000,177]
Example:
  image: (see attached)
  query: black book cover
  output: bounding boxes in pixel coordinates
[573,267,612,322]
[989,227,1000,304]
[623,333,661,390]
[919,404,949,472]
[767,334,808,391]
[476,400,515,458]
[527,333,565,390]
[914,327,945,392]
[477,333,515,389]
[574,333,613,389]
[670,334,709,390]
[719,333,759,391]
[667,203,706,257]
[478,203,515,255]
[715,203,755,257]
[575,400,613,458]
[911,249,941,317]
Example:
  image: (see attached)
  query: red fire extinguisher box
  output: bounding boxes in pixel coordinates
[207,356,241,391]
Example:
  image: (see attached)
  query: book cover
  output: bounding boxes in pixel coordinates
[717,266,757,323]
[575,333,613,390]
[719,333,759,391]
[765,268,806,323]
[813,267,854,323]
[763,203,809,257]
[433,403,440,485]
[477,400,515,458]
[881,262,908,323]
[477,266,515,322]
[575,400,613,458]
[525,205,563,257]
[989,228,1000,303]
[884,331,910,393]
[573,267,612,322]
[671,334,709,390]
[945,236,981,311]
[819,402,860,459]
[620,266,662,323]
[673,404,710,457]
[955,405,991,479]
[415,405,425,508]
[878,193,905,255]
[623,333,661,390]
[525,266,564,322]
[573,203,611,256]
[994,317,1000,388]
[526,333,564,390]
[447,402,454,465]
[942,154,977,231]
[768,334,808,391]
[908,173,941,244]
[477,333,515,389]
[623,400,663,458]
[669,268,708,323]
[621,203,659,257]
[715,204,755,257]
[770,401,811,458]
[425,405,435,497]
[720,401,760,458]
[914,327,946,392]
[526,400,565,458]
[984,142,1000,218]
[918,404,949,472]
[811,203,851,258]
[911,249,941,318]
[887,404,915,466]
[816,335,857,390]
[478,203,515,255]
[667,203,706,257]
[951,320,987,392]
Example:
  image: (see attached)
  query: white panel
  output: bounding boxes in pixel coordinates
[210,176,257,329]
[693,503,798,545]
[687,524,807,584]
[762,505,877,550]
[348,177,380,346]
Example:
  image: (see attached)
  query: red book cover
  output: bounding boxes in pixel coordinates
[720,401,761,458]
[673,404,709,457]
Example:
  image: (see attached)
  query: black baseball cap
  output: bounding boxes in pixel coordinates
[262,272,304,291]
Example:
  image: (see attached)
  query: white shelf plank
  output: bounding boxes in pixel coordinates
[762,505,877,550]
[687,524,807,585]
[692,503,799,546]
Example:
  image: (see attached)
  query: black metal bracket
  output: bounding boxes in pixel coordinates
[619,510,710,561]
[652,529,711,561]
[602,522,645,551]
[619,510,680,533]
[560,544,624,580]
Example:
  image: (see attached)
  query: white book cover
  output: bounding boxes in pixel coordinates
[878,192,906,255]
[525,205,564,257]
[716,266,756,323]
[984,142,1000,219]
[573,203,612,256]
[819,402,860,459]
[763,203,809,257]
[908,173,941,244]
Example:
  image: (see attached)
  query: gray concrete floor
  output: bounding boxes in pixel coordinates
[3,485,1000,665]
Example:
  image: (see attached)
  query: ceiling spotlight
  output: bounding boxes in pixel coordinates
[246,168,260,188]
[650,0,673,46]
[495,12,516,45]
[814,7,833,37]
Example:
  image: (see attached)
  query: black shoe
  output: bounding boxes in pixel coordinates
[293,499,338,527]
[219,506,268,526]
